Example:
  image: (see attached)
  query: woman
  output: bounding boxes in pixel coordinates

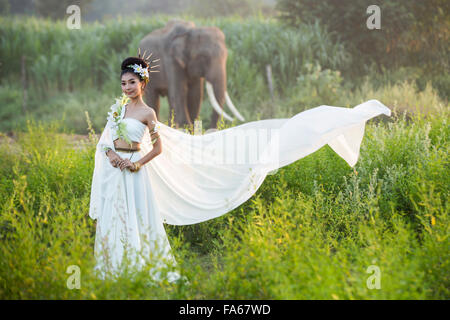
[89,56,182,282]
[89,54,391,282]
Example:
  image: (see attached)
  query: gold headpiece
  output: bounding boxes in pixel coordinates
[138,48,160,74]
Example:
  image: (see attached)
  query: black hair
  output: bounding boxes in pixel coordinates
[120,56,149,84]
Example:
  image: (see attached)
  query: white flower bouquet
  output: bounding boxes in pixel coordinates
[104,93,132,150]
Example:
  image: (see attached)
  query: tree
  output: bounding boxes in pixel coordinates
[8,0,34,15]
[189,0,274,17]
[275,0,449,73]
[0,0,10,14]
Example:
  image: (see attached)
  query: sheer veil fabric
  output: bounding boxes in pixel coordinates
[89,99,391,280]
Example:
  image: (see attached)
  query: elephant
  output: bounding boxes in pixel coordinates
[138,20,245,130]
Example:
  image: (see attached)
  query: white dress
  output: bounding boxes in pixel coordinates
[88,99,391,281]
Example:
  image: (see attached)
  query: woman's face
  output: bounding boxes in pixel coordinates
[121,72,145,99]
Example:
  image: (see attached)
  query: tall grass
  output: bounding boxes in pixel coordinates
[0,15,348,94]
[0,15,351,132]
[0,90,448,299]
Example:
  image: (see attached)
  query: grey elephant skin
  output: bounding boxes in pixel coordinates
[139,20,244,130]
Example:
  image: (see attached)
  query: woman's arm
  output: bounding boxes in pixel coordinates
[135,108,162,167]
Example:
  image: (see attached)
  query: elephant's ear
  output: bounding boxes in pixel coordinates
[169,27,190,69]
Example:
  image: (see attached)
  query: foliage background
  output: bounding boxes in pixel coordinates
[0,0,448,299]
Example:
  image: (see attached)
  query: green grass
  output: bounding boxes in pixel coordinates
[0,94,448,299]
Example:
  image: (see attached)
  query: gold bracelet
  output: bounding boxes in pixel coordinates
[131,161,142,172]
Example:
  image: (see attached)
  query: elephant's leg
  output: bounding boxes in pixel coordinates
[168,105,175,127]
[165,56,193,129]
[210,108,220,129]
[168,81,192,129]
[187,77,204,124]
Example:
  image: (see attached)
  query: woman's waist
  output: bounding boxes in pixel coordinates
[113,138,141,151]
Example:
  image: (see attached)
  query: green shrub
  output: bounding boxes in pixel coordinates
[0,99,448,299]
[284,62,344,112]
[0,84,23,132]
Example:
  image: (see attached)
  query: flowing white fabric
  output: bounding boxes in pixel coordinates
[89,99,391,279]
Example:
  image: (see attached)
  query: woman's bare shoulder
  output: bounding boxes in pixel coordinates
[142,105,157,126]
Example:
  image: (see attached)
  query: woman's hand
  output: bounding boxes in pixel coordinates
[118,158,135,171]
[107,151,123,168]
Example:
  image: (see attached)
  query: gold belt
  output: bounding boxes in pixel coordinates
[115,148,140,152]
[114,142,141,152]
